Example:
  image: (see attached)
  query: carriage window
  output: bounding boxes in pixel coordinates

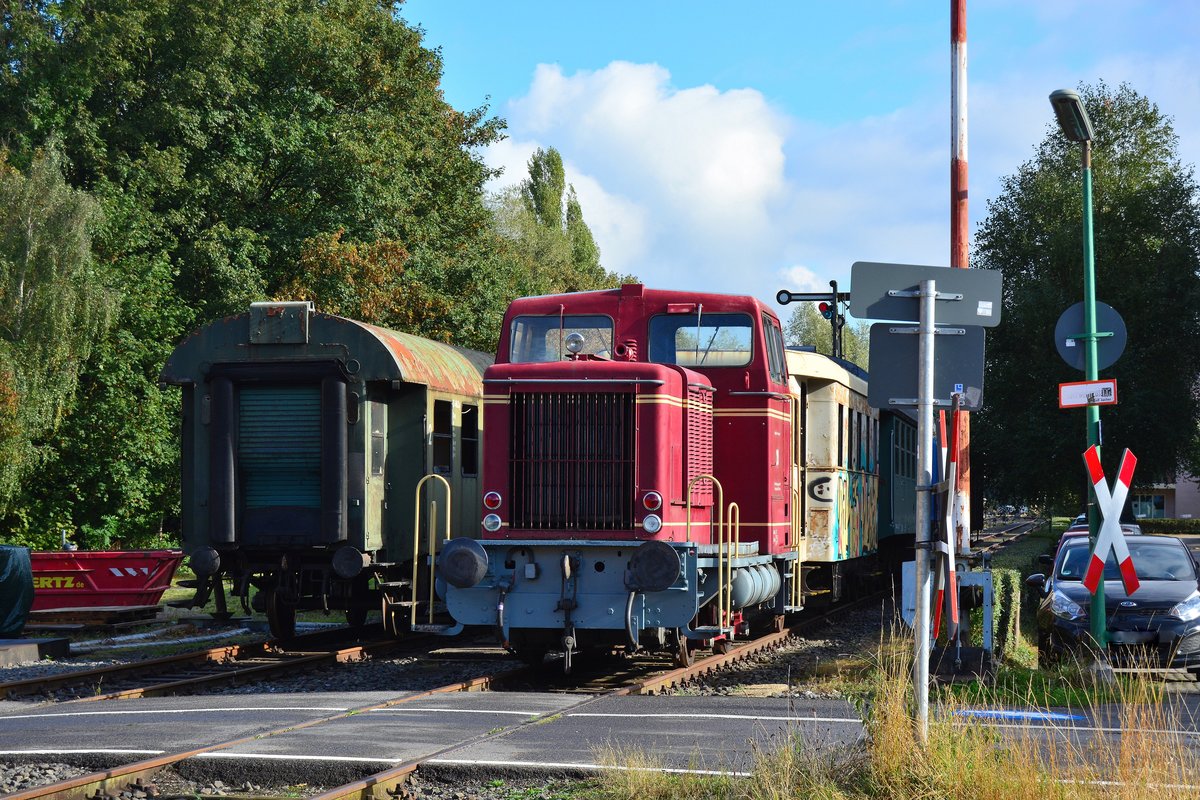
[837,404,845,467]
[370,401,386,476]
[509,314,614,363]
[649,312,753,367]
[432,400,453,474]
[461,404,479,476]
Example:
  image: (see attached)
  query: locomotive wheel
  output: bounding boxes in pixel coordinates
[671,629,694,668]
[265,588,296,640]
[380,593,402,637]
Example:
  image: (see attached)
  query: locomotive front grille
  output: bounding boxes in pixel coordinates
[510,391,635,530]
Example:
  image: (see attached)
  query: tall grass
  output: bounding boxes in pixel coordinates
[593,635,1200,799]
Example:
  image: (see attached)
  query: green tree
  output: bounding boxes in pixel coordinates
[0,148,114,521]
[784,302,870,369]
[495,146,618,293]
[0,0,507,544]
[973,82,1200,507]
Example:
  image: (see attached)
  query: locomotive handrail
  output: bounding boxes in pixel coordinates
[727,391,793,402]
[791,486,804,610]
[726,501,740,638]
[412,473,452,630]
[684,473,733,640]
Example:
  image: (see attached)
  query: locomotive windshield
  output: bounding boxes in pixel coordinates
[509,314,614,362]
[648,312,753,367]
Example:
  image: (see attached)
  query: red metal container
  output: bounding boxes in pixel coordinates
[29,550,184,610]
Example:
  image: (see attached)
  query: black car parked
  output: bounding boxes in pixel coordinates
[1027,534,1200,673]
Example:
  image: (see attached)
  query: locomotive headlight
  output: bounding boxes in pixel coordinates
[642,514,663,534]
[565,332,585,354]
[642,491,663,511]
[482,513,503,532]
[483,491,502,510]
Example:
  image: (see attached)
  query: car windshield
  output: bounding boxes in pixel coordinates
[1057,540,1196,582]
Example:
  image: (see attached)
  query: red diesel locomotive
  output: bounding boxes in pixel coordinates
[439,284,803,669]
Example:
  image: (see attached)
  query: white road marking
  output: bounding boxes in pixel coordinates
[369,708,541,716]
[970,720,1200,738]
[369,707,860,724]
[0,706,347,721]
[0,749,164,756]
[571,712,860,723]
[195,752,400,764]
[426,757,752,778]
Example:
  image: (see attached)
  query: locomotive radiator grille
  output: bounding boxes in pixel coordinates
[686,386,714,505]
[510,391,635,530]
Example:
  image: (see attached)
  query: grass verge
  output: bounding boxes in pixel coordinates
[592,634,1200,800]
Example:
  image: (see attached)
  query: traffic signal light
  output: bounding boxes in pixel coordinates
[818,301,833,320]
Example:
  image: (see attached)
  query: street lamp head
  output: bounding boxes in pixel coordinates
[1049,89,1095,142]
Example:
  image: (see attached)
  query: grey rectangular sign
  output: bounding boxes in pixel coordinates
[867,323,986,411]
[850,261,1002,327]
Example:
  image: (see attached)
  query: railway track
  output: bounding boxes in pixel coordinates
[4,591,888,800]
[973,517,1045,558]
[0,626,417,703]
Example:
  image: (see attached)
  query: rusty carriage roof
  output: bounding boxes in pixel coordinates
[160,305,491,396]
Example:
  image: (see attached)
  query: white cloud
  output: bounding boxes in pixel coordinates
[564,171,648,278]
[778,264,828,294]
[489,30,1200,312]
[505,62,791,258]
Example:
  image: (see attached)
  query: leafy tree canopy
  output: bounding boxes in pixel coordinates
[489,146,631,297]
[0,146,114,518]
[0,0,509,545]
[973,82,1200,508]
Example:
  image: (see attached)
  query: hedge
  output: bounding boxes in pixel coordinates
[1138,518,1200,535]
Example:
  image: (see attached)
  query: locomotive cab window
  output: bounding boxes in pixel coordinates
[509,314,614,362]
[762,314,787,385]
[649,312,753,367]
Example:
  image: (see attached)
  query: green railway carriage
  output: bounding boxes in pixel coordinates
[161,302,490,637]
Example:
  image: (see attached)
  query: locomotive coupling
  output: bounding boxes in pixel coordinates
[438,538,489,588]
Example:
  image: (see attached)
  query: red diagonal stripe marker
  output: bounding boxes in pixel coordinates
[1081,446,1140,595]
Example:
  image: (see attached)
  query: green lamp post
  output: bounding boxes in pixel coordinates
[1050,88,1107,650]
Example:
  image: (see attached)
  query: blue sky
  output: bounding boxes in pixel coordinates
[399,1,1200,314]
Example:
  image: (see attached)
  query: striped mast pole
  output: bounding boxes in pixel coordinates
[951,0,972,556]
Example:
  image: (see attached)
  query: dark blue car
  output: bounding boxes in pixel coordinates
[1027,535,1200,673]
